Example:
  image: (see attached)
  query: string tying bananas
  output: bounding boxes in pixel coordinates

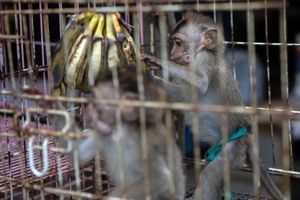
[51,11,146,95]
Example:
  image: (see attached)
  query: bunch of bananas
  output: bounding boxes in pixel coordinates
[51,11,145,95]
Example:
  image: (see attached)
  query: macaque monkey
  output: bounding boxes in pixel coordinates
[142,12,284,200]
[84,67,185,199]
[24,67,185,199]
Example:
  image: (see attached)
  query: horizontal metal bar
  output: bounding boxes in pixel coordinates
[1,91,300,118]
[0,2,283,15]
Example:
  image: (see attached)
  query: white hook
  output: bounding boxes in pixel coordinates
[24,108,73,153]
[28,136,49,177]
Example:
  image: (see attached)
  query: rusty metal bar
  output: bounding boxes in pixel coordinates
[0,2,284,15]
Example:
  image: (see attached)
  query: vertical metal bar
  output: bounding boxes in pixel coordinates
[165,110,176,199]
[246,5,261,199]
[39,2,47,92]
[213,0,217,22]
[43,3,52,93]
[137,1,144,53]
[158,13,169,81]
[264,0,276,167]
[279,0,291,198]
[72,143,82,199]
[94,141,103,196]
[150,22,154,54]
[4,11,17,92]
[229,0,236,79]
[56,155,64,200]
[28,3,37,87]
[111,68,126,197]
[22,14,34,87]
[133,6,151,198]
[220,115,230,200]
[59,0,66,37]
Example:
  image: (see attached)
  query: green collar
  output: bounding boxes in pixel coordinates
[205,126,247,163]
[205,126,248,200]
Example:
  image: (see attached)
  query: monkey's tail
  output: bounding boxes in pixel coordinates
[247,143,285,200]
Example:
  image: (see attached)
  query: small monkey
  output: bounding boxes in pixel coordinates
[84,67,185,199]
[25,67,185,199]
[143,12,284,200]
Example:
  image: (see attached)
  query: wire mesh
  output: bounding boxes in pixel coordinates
[0,0,299,200]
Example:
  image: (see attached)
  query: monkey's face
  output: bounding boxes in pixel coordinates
[170,33,190,65]
[86,81,139,134]
[170,23,219,66]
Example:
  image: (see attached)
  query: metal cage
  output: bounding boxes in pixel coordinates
[0,0,299,199]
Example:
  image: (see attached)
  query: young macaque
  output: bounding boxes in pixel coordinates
[142,12,284,200]
[84,67,185,199]
[24,68,186,199]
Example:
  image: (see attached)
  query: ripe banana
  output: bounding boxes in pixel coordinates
[78,59,90,92]
[77,10,96,24]
[111,13,126,42]
[52,82,67,96]
[65,14,99,88]
[51,15,83,88]
[106,13,127,70]
[87,14,107,87]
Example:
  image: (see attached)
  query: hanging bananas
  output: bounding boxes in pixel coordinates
[51,15,83,89]
[51,11,145,94]
[65,15,99,88]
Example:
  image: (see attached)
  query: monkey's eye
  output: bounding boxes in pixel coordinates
[174,39,182,47]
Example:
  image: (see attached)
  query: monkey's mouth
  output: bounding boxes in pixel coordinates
[95,119,112,134]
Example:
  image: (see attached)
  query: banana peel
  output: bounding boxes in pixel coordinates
[77,10,96,24]
[53,82,67,96]
[51,16,83,88]
[65,14,99,88]
[106,13,127,70]
[120,23,146,72]
[111,13,126,42]
[87,14,107,86]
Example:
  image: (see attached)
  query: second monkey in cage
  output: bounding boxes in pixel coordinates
[27,67,186,200]
[143,12,284,200]
[85,67,186,199]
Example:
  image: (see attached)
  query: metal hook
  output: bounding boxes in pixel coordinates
[24,108,73,153]
[28,136,49,177]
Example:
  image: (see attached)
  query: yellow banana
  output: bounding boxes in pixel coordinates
[112,13,125,42]
[60,82,67,96]
[65,14,99,88]
[106,13,127,70]
[51,16,83,88]
[78,59,90,92]
[87,14,107,86]
[52,82,66,96]
[76,10,96,24]
[52,87,62,96]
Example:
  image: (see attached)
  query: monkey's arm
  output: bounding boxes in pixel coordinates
[150,74,186,102]
[21,87,99,166]
[143,54,209,95]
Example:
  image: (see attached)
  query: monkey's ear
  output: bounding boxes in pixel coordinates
[200,28,218,50]
[120,92,139,122]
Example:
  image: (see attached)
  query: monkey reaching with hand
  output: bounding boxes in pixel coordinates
[143,12,284,200]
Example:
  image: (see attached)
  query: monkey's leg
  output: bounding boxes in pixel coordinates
[194,135,249,200]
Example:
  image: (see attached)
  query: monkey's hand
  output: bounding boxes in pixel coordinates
[85,104,112,134]
[141,54,162,70]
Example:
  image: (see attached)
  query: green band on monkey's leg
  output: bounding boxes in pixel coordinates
[205,126,248,200]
